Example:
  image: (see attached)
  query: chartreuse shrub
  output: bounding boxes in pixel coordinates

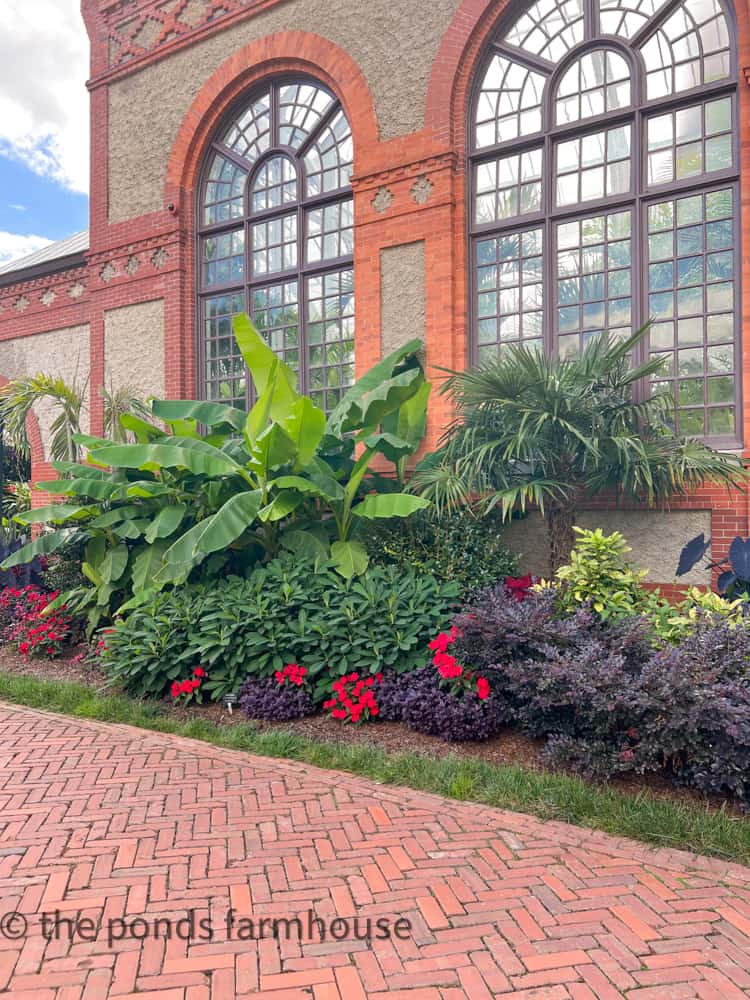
[554,527,748,643]
[555,527,649,623]
[100,555,457,703]
[2,316,432,633]
[365,508,518,598]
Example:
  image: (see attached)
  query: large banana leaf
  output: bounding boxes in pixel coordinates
[35,478,123,501]
[90,443,240,478]
[192,492,263,556]
[331,539,369,579]
[16,504,96,525]
[100,545,129,584]
[326,339,423,436]
[151,399,246,431]
[131,541,170,593]
[353,493,430,519]
[281,396,326,468]
[0,529,74,570]
[383,380,431,452]
[144,504,187,544]
[234,314,298,404]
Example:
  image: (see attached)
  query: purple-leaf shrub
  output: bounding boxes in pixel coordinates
[238,677,315,722]
[396,666,510,742]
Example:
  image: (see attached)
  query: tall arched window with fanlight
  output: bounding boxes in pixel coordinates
[198,78,355,413]
[471,0,740,444]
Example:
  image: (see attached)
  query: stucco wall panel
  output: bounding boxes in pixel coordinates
[381,242,426,356]
[108,0,462,221]
[1,326,91,461]
[104,300,165,401]
[502,509,713,586]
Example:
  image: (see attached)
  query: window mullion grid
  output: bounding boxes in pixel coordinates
[544,131,556,360]
[298,199,308,397]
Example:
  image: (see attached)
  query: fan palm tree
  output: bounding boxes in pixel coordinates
[412,326,747,573]
[0,375,151,462]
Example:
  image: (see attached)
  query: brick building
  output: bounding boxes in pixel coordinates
[1,0,748,584]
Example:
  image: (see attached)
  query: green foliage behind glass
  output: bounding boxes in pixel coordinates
[365,508,518,598]
[100,556,458,703]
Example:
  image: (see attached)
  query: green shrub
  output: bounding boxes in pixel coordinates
[555,527,649,623]
[3,318,432,632]
[365,508,518,597]
[101,556,458,703]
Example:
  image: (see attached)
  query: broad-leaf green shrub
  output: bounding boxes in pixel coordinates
[100,556,458,702]
[2,317,432,632]
[365,508,518,597]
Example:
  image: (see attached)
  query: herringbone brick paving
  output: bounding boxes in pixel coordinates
[0,705,749,998]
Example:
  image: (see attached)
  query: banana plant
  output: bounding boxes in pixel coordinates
[2,315,432,626]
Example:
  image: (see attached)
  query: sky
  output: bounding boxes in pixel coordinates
[0,0,90,269]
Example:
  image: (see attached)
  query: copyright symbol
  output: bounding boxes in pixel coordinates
[0,912,27,939]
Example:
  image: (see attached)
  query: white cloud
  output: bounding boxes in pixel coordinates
[8,205,27,213]
[0,0,89,195]
[0,232,53,268]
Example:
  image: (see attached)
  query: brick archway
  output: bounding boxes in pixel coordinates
[0,374,49,499]
[166,30,379,206]
[163,30,380,403]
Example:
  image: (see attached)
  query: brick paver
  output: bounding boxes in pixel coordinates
[0,705,749,999]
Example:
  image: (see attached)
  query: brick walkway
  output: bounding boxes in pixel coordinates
[0,706,749,999]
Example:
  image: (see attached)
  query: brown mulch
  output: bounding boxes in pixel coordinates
[0,647,740,814]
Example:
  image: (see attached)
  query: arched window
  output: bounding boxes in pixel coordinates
[198,78,355,412]
[471,0,739,443]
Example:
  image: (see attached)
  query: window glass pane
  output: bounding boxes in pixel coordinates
[555,49,631,125]
[647,187,737,437]
[307,199,354,263]
[554,210,632,356]
[642,0,731,99]
[221,90,271,165]
[475,56,546,147]
[203,293,247,408]
[201,80,355,415]
[202,230,245,288]
[599,0,670,39]
[502,0,584,61]
[251,156,298,212]
[278,82,334,149]
[252,281,301,378]
[556,126,631,206]
[475,229,544,361]
[647,96,733,187]
[475,149,542,223]
[203,155,247,226]
[252,214,298,276]
[306,270,355,412]
[304,109,354,195]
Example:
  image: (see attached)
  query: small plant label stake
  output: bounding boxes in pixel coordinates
[224,693,238,716]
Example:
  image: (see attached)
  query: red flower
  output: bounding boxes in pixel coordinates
[476,677,491,701]
[171,682,181,699]
[193,667,206,678]
[506,575,534,602]
[180,680,193,695]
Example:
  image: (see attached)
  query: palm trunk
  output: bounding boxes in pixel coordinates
[546,501,576,575]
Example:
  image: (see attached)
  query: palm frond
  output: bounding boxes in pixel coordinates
[101,384,152,443]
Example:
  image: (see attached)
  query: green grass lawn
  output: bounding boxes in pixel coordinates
[0,670,748,867]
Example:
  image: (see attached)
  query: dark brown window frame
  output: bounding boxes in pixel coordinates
[197,75,355,411]
[469,0,742,449]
